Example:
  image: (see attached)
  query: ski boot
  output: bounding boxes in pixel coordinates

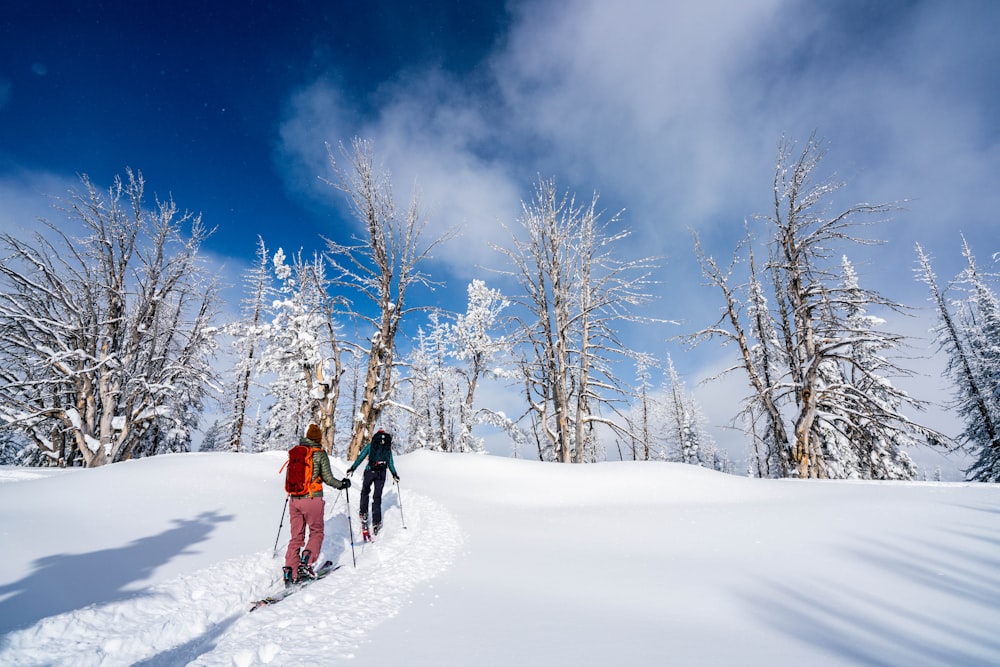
[282,566,295,588]
[360,512,371,542]
[297,549,315,580]
[373,521,382,536]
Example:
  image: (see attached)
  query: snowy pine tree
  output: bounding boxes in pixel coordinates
[661,355,715,466]
[918,240,1000,481]
[198,420,227,453]
[254,249,328,449]
[622,355,662,461]
[406,314,458,451]
[450,280,511,453]
[224,237,274,452]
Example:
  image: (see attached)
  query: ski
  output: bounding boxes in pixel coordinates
[249,560,340,611]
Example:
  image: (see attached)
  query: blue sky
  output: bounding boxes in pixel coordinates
[2,0,998,472]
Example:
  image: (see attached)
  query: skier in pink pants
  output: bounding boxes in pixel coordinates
[283,423,350,586]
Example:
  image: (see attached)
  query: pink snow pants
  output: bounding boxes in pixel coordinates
[285,496,325,569]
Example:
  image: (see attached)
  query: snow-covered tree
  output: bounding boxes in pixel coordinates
[494,177,659,463]
[224,237,273,452]
[691,236,790,478]
[198,420,227,453]
[917,241,1000,481]
[323,138,457,459]
[0,170,220,467]
[405,282,511,454]
[406,313,457,451]
[828,257,921,479]
[257,248,324,447]
[451,280,511,452]
[619,355,661,461]
[954,240,1000,481]
[692,137,944,479]
[661,355,715,466]
[0,427,27,465]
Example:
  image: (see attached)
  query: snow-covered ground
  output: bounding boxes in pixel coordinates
[0,450,997,666]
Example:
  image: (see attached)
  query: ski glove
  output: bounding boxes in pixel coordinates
[341,478,351,488]
[393,474,400,483]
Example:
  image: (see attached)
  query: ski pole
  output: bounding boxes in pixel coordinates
[326,488,342,519]
[394,478,407,529]
[272,495,289,557]
[345,486,357,567]
[334,488,342,509]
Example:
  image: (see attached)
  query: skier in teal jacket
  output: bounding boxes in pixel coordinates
[347,429,398,538]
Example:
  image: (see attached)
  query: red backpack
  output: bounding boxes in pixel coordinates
[282,444,316,495]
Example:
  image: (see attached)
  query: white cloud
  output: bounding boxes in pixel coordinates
[0,169,80,236]
[271,0,999,472]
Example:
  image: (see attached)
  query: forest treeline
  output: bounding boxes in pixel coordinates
[1,137,997,481]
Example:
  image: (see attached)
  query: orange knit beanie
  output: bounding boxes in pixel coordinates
[306,423,322,443]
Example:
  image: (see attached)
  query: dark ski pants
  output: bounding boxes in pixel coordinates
[359,468,387,525]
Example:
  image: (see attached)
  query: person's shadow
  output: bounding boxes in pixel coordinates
[0,510,234,635]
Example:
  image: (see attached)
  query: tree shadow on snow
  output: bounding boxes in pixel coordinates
[739,512,1000,666]
[0,510,233,636]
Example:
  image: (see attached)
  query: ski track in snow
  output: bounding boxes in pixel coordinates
[0,489,462,667]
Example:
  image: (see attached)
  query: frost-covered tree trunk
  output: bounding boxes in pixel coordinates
[745,248,791,477]
[0,170,219,467]
[324,139,455,460]
[494,178,657,463]
[301,256,348,453]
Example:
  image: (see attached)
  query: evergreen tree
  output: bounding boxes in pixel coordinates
[919,240,1000,481]
[225,237,274,452]
[406,314,456,451]
[622,355,660,461]
[199,420,227,452]
[255,249,326,449]
[451,280,511,453]
[661,355,714,466]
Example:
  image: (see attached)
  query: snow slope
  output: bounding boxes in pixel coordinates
[0,450,998,666]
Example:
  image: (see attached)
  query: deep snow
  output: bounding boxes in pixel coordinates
[0,450,998,666]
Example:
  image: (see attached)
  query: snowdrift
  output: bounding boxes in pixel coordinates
[1,451,998,666]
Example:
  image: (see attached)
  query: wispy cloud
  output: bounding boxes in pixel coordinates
[272,0,999,460]
[0,169,81,237]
